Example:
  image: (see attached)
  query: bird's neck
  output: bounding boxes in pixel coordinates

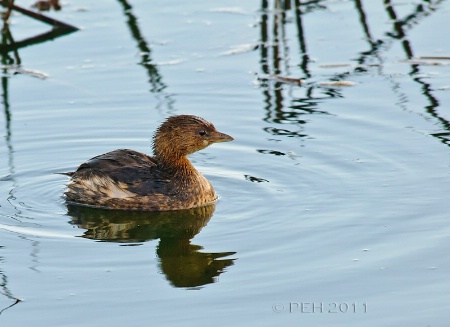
[157,153,198,176]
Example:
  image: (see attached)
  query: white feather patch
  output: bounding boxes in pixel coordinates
[71,175,136,199]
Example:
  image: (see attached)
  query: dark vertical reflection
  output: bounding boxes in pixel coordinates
[0,1,78,181]
[260,0,274,121]
[0,2,77,53]
[1,22,15,179]
[272,1,284,114]
[414,76,450,146]
[1,75,13,176]
[351,0,440,69]
[260,0,282,123]
[354,0,372,42]
[0,23,20,214]
[256,0,450,151]
[0,255,21,315]
[380,0,450,146]
[258,0,330,140]
[260,0,270,76]
[272,3,281,76]
[116,0,174,112]
[0,5,78,313]
[293,0,310,77]
[352,0,385,68]
[0,63,21,312]
[384,0,414,59]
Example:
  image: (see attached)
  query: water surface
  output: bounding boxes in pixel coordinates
[1,0,450,326]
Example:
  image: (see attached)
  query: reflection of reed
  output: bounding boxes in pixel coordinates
[0,5,75,311]
[0,1,77,54]
[259,0,331,136]
[293,0,310,78]
[68,204,236,288]
[0,263,21,315]
[116,0,174,111]
[1,76,12,172]
[258,0,450,146]
[0,1,78,186]
[1,53,20,214]
[380,0,449,146]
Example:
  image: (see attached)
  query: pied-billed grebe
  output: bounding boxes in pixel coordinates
[64,115,233,211]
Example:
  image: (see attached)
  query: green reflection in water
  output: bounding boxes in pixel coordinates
[67,204,236,289]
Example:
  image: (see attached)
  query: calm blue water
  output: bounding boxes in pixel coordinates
[1,0,450,326]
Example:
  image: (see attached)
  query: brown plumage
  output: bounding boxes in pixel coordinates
[64,115,233,211]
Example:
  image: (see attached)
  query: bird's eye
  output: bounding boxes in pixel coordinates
[198,130,207,136]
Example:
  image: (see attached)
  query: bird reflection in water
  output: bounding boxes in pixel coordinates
[66,204,236,288]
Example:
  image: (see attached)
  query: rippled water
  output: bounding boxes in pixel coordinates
[1,0,450,326]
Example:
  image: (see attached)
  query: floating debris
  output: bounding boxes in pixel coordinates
[418,56,450,60]
[318,80,356,87]
[402,56,450,66]
[209,7,248,15]
[2,66,48,79]
[156,59,185,66]
[221,44,258,56]
[16,68,49,79]
[319,63,353,68]
[260,75,355,88]
[400,59,447,66]
[268,74,304,86]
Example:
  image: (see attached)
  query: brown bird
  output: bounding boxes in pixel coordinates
[64,115,233,211]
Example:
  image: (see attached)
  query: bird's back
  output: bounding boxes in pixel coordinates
[65,149,217,210]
